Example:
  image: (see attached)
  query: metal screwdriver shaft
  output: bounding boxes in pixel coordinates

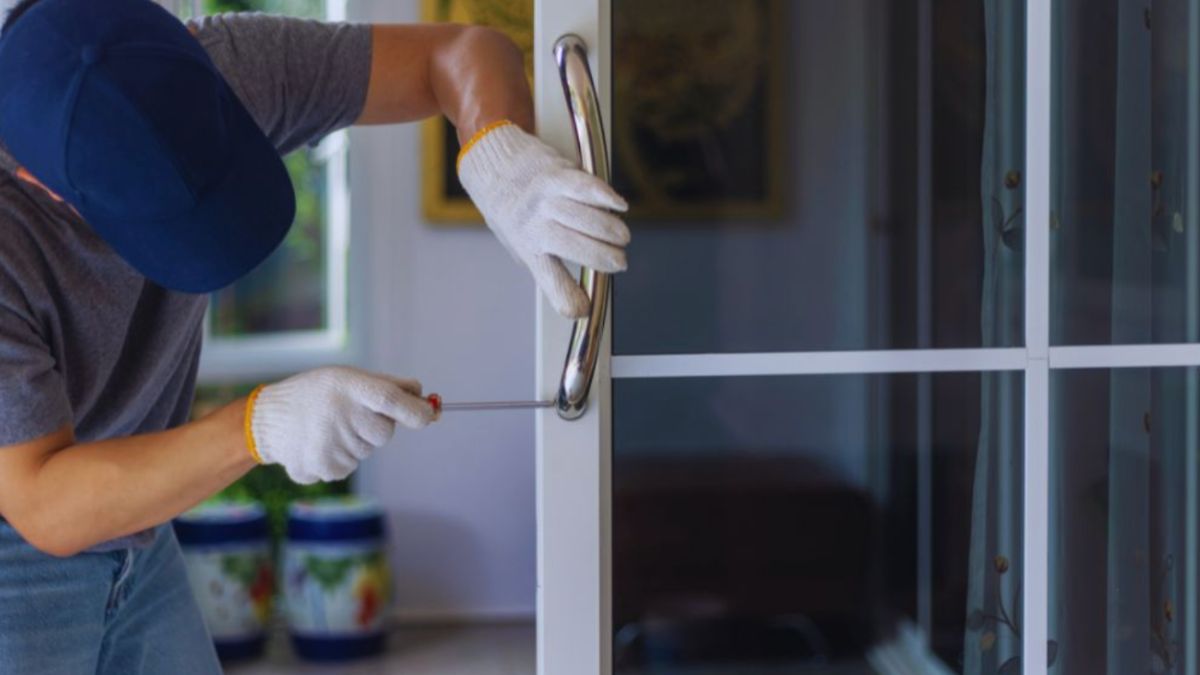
[426,394,554,414]
[440,400,554,411]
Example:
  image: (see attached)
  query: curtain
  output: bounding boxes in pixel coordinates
[1050,1,1196,673]
[965,1,1026,673]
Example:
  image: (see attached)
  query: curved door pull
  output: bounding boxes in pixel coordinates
[553,35,612,421]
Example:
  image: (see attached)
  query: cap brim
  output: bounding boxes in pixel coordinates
[83,100,296,294]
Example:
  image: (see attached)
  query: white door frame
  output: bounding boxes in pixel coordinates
[534,2,613,674]
[534,3,1200,674]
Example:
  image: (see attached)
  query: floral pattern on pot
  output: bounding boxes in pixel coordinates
[181,545,274,641]
[283,543,391,636]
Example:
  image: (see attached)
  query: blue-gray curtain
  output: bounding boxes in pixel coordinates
[1049,1,1196,673]
[965,1,1025,673]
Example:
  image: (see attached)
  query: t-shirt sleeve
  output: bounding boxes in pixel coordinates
[0,280,71,447]
[190,13,374,156]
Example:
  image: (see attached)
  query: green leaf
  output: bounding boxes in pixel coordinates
[303,555,357,592]
[220,555,262,587]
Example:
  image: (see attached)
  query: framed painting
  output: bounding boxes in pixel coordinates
[610,0,787,221]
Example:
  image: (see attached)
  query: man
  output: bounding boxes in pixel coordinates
[0,0,629,671]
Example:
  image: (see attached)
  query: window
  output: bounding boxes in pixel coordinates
[171,0,353,382]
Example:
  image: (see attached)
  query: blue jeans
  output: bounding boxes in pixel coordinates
[0,521,222,675]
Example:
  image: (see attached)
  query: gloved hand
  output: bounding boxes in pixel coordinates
[245,366,436,484]
[458,120,631,318]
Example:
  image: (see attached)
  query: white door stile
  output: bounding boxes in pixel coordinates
[534,2,611,674]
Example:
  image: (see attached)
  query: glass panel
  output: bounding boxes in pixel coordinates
[1052,2,1200,345]
[209,145,333,336]
[611,1,1026,354]
[613,372,1024,674]
[1050,368,1200,673]
[185,0,324,18]
[200,0,335,337]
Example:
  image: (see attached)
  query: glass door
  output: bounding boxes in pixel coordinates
[536,2,1200,674]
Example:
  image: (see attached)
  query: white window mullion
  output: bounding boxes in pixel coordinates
[1025,13,1052,359]
[615,345,1200,378]
[321,130,350,349]
[1050,343,1200,369]
[1024,1,1052,674]
[1023,359,1050,675]
[326,0,347,22]
[612,349,1027,379]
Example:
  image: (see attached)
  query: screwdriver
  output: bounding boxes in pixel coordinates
[426,393,554,415]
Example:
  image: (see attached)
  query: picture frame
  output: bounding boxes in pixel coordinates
[608,0,787,222]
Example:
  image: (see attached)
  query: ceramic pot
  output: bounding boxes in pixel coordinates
[283,498,390,661]
[174,502,273,662]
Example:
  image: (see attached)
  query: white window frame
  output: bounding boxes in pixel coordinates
[535,3,1200,674]
[189,0,356,383]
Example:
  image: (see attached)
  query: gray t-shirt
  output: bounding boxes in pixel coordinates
[0,14,372,544]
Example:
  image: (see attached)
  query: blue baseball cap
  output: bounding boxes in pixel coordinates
[0,0,295,293]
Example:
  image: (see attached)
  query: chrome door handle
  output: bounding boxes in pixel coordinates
[553,34,611,420]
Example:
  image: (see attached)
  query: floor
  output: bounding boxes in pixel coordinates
[220,624,897,675]
[615,666,873,675]
[225,623,535,675]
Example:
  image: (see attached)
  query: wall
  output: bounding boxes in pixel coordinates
[349,0,539,621]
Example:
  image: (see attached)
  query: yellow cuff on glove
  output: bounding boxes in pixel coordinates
[456,119,516,172]
[244,384,266,464]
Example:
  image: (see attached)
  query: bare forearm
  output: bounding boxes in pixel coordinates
[16,400,254,555]
[430,26,533,141]
[358,24,534,142]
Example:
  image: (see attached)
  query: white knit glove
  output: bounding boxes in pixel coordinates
[246,367,436,485]
[458,121,631,318]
